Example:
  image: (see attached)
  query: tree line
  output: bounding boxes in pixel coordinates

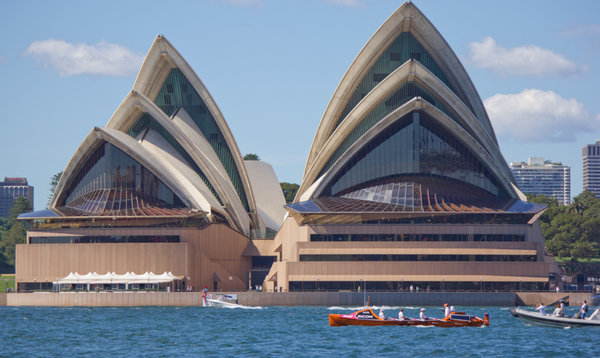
[527,191,600,261]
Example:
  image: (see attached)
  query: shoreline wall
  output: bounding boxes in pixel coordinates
[0,292,594,307]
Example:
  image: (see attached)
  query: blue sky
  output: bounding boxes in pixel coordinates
[1,0,599,210]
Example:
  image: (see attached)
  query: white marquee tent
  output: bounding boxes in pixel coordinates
[55,271,184,285]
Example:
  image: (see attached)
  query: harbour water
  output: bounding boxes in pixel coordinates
[0,305,597,357]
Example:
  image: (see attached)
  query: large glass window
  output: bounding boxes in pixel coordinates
[322,111,508,204]
[299,254,536,262]
[310,234,525,242]
[153,68,249,212]
[127,112,223,206]
[61,142,184,208]
[30,235,180,244]
[333,32,458,132]
[320,81,464,178]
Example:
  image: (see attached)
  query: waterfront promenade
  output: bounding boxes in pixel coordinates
[0,291,594,307]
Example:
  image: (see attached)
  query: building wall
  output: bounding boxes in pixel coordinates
[511,161,571,205]
[0,178,34,218]
[18,224,252,291]
[271,217,549,291]
[583,141,600,197]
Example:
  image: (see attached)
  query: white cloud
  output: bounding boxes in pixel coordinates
[484,89,599,143]
[467,36,589,78]
[22,39,144,77]
[220,0,264,8]
[324,0,365,8]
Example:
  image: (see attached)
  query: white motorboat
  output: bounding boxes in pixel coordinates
[511,306,600,328]
[205,294,245,308]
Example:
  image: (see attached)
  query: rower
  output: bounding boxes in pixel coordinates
[420,308,427,320]
[443,303,450,318]
[398,309,404,320]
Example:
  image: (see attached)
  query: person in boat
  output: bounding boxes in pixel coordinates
[443,303,450,318]
[552,304,562,316]
[559,300,565,317]
[419,308,427,320]
[398,309,404,320]
[535,302,546,315]
[578,301,588,319]
[450,306,455,313]
[379,308,385,319]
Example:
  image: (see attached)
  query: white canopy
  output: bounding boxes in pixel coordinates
[55,271,184,284]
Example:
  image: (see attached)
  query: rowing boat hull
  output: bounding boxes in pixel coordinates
[329,309,485,327]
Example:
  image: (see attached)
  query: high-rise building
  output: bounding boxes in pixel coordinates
[583,141,600,197]
[510,158,571,205]
[0,177,34,219]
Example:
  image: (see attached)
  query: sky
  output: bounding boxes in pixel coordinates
[1,0,599,211]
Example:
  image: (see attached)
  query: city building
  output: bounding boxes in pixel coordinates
[510,158,571,205]
[583,141,600,197]
[0,177,34,219]
[261,2,556,292]
[16,35,286,291]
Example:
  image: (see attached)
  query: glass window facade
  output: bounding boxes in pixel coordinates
[333,32,459,132]
[310,234,525,242]
[299,254,536,262]
[30,235,180,244]
[153,68,249,211]
[322,111,508,204]
[288,281,545,292]
[61,142,184,208]
[126,112,223,206]
[319,81,465,178]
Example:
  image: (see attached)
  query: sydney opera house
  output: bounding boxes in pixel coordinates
[18,2,558,292]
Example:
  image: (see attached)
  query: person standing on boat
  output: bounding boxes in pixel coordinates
[398,309,404,320]
[536,302,546,315]
[419,308,427,320]
[379,308,385,319]
[443,303,451,318]
[578,301,588,319]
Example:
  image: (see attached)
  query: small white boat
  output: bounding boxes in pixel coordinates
[511,306,600,328]
[205,294,245,308]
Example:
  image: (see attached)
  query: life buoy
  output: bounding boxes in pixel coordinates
[206,294,212,300]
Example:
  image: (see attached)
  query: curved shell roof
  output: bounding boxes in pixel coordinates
[297,2,517,203]
[50,35,288,235]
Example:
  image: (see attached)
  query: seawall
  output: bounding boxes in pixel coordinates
[0,292,594,307]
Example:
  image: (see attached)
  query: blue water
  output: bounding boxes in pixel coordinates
[0,305,596,357]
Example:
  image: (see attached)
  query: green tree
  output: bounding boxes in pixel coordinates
[47,171,63,208]
[568,196,586,216]
[243,153,260,161]
[280,182,299,204]
[0,197,32,267]
[0,222,27,266]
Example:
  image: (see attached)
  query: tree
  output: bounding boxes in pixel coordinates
[47,171,63,208]
[568,196,586,216]
[243,153,260,161]
[0,197,32,268]
[280,182,299,204]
